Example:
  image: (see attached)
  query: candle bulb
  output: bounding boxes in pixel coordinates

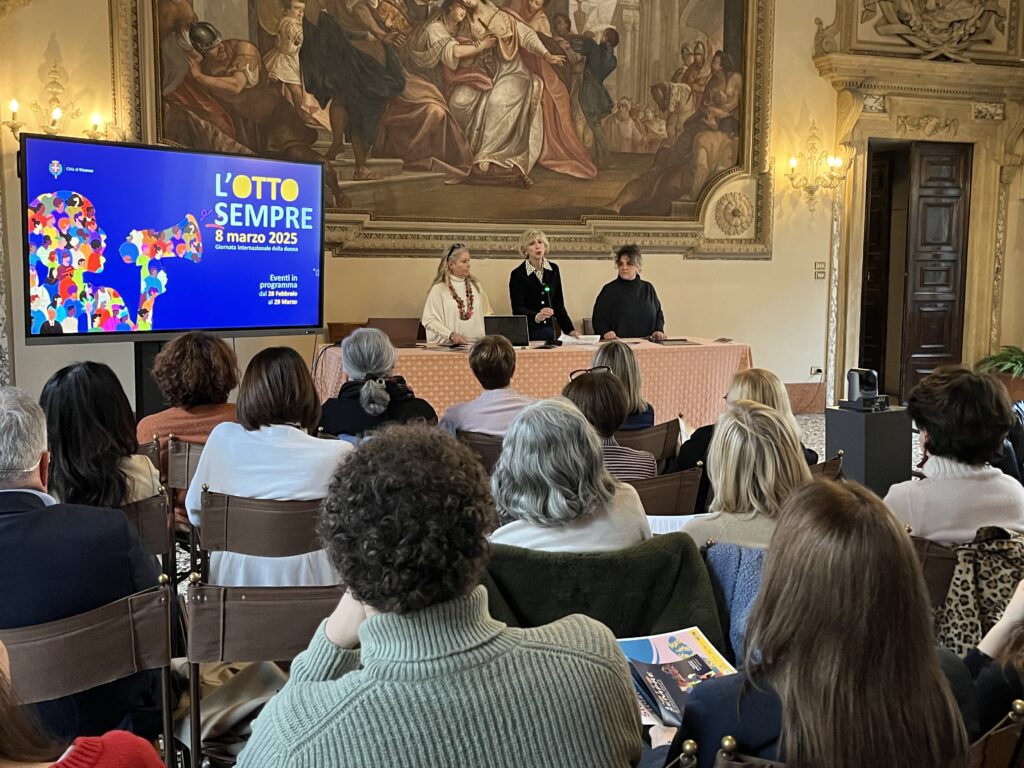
[91,113,101,130]
[788,157,797,169]
[50,106,62,124]
[9,99,18,121]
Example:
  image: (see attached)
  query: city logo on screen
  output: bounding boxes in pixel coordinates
[48,160,63,180]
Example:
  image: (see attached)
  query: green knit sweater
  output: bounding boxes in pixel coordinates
[238,586,642,767]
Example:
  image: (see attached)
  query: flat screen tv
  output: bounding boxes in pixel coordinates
[20,134,324,344]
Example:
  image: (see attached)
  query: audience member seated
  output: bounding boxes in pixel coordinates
[592,340,654,430]
[681,401,812,549]
[237,423,642,767]
[135,331,239,524]
[40,362,160,507]
[490,399,651,552]
[0,387,162,741]
[440,335,534,436]
[643,480,969,768]
[186,347,352,586]
[885,365,1024,544]
[319,328,436,438]
[669,367,817,513]
[562,369,657,481]
[0,638,165,767]
[964,579,1024,736]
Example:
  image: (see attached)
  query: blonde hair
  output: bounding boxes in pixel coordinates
[746,480,968,768]
[591,340,648,414]
[707,400,812,517]
[518,229,550,259]
[728,368,801,440]
[431,243,481,289]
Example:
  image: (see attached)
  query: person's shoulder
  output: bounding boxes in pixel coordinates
[614,482,645,511]
[208,420,245,441]
[520,613,625,667]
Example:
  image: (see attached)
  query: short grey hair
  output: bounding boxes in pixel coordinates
[342,328,397,416]
[491,398,617,527]
[0,387,48,488]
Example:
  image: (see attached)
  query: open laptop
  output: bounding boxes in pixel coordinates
[485,315,531,348]
[366,317,424,348]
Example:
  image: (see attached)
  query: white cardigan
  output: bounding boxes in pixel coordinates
[490,484,652,553]
[421,275,493,344]
[185,423,353,586]
[884,455,1024,544]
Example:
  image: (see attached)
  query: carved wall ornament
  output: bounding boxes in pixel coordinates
[714,192,755,236]
[861,0,1008,62]
[974,101,1007,120]
[863,94,888,113]
[896,114,960,137]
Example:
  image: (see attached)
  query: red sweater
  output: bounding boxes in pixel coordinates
[53,731,165,767]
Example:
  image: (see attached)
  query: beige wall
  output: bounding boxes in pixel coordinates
[0,0,844,402]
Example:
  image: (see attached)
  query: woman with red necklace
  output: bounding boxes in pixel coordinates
[422,243,494,345]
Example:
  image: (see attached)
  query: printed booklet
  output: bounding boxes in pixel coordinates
[617,627,736,726]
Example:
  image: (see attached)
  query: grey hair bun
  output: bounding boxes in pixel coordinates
[360,377,391,416]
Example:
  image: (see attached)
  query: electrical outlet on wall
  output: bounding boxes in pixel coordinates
[809,366,823,376]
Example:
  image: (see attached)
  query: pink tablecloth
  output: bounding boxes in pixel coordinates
[313,338,753,429]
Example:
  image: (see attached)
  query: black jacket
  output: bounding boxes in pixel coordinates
[320,376,437,437]
[667,425,818,514]
[509,261,575,341]
[0,491,162,740]
[592,276,664,338]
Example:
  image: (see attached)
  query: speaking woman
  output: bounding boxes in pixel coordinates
[422,243,494,345]
[509,229,579,341]
[592,245,666,340]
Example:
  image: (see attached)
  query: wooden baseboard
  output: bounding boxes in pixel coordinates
[786,382,826,414]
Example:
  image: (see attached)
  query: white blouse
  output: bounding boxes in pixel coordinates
[421,275,493,344]
[185,422,353,587]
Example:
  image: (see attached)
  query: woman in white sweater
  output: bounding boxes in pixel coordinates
[421,243,494,345]
[490,398,651,552]
[884,365,1024,544]
[185,347,352,586]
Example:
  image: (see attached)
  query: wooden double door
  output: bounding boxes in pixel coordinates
[858,141,973,402]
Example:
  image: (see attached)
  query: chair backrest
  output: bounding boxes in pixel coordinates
[457,430,504,474]
[713,736,787,767]
[122,491,173,558]
[0,587,171,704]
[582,317,595,335]
[198,490,323,557]
[137,440,162,474]
[912,536,958,610]
[167,437,203,491]
[809,451,844,481]
[326,321,366,343]
[185,584,344,663]
[968,700,1024,768]
[615,419,682,462]
[629,466,703,516]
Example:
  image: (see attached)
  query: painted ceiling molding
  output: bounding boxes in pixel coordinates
[0,0,33,22]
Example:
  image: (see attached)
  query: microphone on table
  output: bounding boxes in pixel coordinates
[540,284,552,323]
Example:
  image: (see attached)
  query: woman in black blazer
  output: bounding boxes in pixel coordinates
[640,481,968,768]
[509,229,579,342]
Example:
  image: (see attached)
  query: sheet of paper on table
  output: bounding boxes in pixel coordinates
[558,333,600,345]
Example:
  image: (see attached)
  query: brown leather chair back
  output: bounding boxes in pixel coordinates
[809,451,844,481]
[167,437,203,491]
[122,491,173,558]
[457,431,504,474]
[615,419,682,462]
[198,491,323,558]
[912,535,958,610]
[185,584,344,663]
[968,700,1024,768]
[0,588,171,704]
[628,466,703,517]
[326,321,367,343]
[137,440,162,474]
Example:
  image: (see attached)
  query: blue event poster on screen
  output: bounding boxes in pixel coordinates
[22,135,323,340]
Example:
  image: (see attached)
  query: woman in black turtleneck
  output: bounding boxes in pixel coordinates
[591,245,666,340]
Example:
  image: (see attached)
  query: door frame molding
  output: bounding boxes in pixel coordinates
[814,53,1024,404]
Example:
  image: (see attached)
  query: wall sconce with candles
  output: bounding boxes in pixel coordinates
[785,120,847,213]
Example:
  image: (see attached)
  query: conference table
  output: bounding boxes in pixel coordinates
[313,337,753,430]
